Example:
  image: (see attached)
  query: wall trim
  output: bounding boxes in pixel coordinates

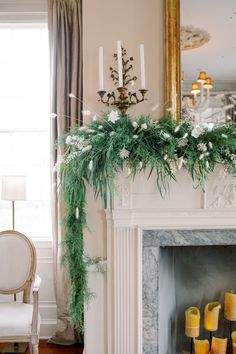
[0,12,48,23]
[34,240,52,248]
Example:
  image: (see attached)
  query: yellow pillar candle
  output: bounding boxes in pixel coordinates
[185,307,200,338]
[224,291,236,320]
[194,339,210,354]
[232,331,236,354]
[204,301,221,332]
[211,337,227,354]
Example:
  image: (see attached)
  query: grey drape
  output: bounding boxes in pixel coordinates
[47,0,83,345]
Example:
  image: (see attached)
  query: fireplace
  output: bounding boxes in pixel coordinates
[143,229,236,354]
[85,168,236,354]
[104,169,236,354]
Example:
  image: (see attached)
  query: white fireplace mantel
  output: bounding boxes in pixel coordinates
[84,167,236,354]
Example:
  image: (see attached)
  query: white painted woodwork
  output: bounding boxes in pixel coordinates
[84,262,107,354]
[85,167,236,354]
[35,240,56,338]
[0,0,47,22]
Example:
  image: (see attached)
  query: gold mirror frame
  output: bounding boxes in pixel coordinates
[164,0,181,121]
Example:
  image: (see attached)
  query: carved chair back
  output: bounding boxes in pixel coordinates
[0,230,36,303]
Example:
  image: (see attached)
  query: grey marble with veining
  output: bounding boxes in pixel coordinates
[142,229,236,354]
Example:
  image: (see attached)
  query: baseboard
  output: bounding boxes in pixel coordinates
[40,319,57,338]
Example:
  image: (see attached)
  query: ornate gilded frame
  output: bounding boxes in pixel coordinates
[164,0,181,121]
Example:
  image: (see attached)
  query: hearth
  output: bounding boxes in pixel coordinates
[143,229,236,354]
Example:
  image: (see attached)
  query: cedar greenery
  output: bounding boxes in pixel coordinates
[59,113,236,329]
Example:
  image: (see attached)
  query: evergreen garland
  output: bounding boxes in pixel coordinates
[59,112,236,329]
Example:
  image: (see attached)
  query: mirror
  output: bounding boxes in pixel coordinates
[165,0,236,123]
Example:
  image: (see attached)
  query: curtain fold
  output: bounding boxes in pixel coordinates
[47,0,83,345]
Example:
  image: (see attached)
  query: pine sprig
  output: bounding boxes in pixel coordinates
[59,112,236,329]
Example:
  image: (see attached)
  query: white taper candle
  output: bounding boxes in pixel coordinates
[117,40,123,87]
[140,44,146,89]
[99,46,104,91]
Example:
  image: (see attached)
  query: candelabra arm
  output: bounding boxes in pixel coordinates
[129,89,148,104]
[139,89,148,98]
[97,90,107,104]
[98,90,116,106]
[107,92,116,105]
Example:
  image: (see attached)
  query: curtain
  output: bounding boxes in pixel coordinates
[47,0,83,345]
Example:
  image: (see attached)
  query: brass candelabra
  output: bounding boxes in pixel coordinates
[97,47,148,115]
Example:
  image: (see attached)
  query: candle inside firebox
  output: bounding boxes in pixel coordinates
[224,291,236,320]
[232,331,236,354]
[204,301,221,332]
[211,337,227,354]
[185,307,200,338]
[194,339,210,354]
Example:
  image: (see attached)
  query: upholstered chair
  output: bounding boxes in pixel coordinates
[0,230,41,354]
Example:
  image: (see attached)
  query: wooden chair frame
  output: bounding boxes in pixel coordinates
[0,230,41,354]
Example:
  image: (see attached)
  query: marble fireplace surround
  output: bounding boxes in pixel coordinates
[143,229,236,354]
[102,168,236,354]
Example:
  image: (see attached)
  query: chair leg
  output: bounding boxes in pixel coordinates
[31,336,39,354]
[29,343,33,354]
[32,344,39,354]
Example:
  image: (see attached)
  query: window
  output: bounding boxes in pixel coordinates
[0,24,51,239]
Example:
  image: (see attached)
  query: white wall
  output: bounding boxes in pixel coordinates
[83,0,164,258]
[82,1,164,352]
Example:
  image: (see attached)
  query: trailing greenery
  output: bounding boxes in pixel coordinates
[59,112,236,329]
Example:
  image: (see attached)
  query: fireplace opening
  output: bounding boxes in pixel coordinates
[159,245,236,354]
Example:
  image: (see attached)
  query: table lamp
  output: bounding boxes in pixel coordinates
[1,175,26,230]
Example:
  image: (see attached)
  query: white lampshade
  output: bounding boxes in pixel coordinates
[1,175,26,201]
